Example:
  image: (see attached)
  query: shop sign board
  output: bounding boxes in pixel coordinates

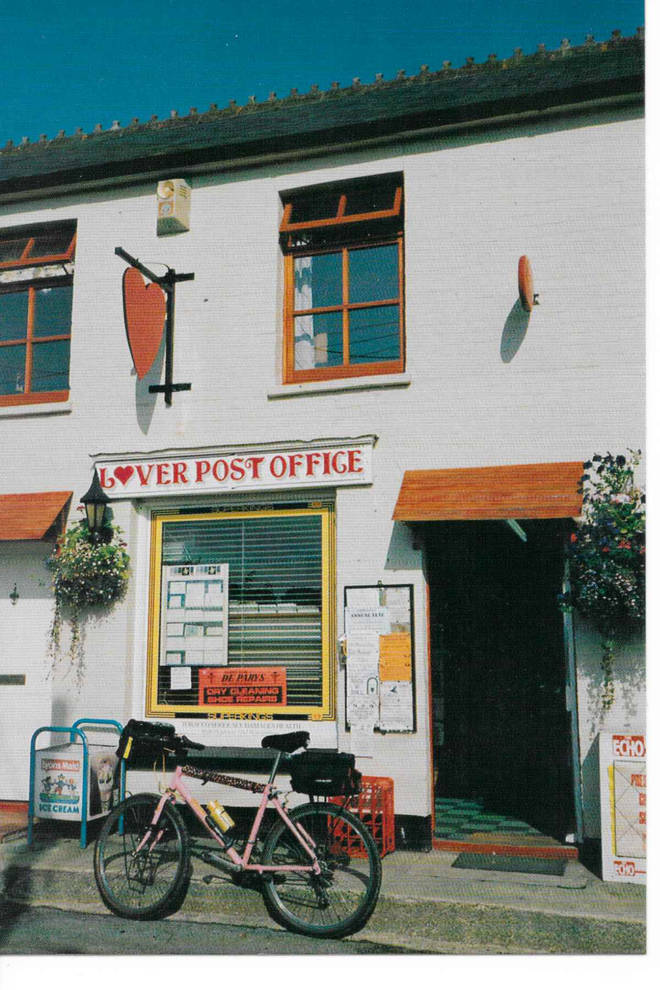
[198,666,287,706]
[95,439,373,499]
[599,732,646,884]
[34,746,119,821]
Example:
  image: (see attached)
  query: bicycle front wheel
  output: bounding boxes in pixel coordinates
[94,793,190,920]
[262,801,382,938]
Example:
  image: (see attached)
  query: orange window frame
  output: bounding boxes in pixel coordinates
[281,184,404,384]
[0,231,76,407]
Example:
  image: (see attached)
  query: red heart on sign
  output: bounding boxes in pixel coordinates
[122,267,166,379]
[114,465,135,486]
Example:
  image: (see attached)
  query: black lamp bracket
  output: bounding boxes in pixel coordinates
[115,246,194,406]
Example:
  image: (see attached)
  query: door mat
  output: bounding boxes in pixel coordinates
[452,853,566,876]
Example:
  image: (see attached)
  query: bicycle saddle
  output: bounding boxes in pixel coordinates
[261,731,310,753]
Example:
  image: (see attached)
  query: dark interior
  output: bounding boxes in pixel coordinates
[427,519,574,840]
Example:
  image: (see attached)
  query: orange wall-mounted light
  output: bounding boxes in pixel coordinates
[518,255,537,312]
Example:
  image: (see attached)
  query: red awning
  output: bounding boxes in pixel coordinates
[0,491,72,541]
[392,462,583,521]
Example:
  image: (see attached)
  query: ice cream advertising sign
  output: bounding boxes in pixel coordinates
[95,438,374,499]
[34,747,119,821]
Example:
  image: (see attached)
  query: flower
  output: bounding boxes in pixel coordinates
[47,520,131,686]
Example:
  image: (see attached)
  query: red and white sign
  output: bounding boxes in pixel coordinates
[95,439,374,498]
[599,732,646,885]
[198,667,287,706]
[612,734,646,758]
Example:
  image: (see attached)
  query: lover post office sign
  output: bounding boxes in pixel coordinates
[599,733,646,884]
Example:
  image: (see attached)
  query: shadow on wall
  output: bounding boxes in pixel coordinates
[135,332,166,435]
[500,299,530,362]
[385,522,421,571]
[576,622,646,740]
[581,735,602,842]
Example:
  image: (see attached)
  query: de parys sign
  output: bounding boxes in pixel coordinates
[95,437,375,499]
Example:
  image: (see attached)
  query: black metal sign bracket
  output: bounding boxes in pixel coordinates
[116,246,194,406]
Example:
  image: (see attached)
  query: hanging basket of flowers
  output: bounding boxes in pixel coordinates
[560,451,645,709]
[47,519,130,686]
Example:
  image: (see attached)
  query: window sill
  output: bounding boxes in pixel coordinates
[0,399,72,419]
[268,372,411,400]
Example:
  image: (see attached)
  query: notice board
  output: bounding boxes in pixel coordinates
[343,584,415,737]
[599,732,646,884]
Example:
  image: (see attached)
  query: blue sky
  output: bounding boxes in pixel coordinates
[0,0,645,145]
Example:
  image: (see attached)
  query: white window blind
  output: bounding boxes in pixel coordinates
[156,511,326,710]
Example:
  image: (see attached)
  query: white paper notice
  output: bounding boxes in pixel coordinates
[170,667,192,690]
[185,582,205,607]
[346,630,379,743]
[346,587,381,609]
[350,726,375,758]
[379,680,414,731]
[345,607,390,635]
[346,631,379,692]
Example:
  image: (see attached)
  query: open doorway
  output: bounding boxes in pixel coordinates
[427,519,574,844]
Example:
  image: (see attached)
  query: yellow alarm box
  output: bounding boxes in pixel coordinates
[156,178,191,234]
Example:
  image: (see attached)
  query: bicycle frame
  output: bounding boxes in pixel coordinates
[136,756,322,877]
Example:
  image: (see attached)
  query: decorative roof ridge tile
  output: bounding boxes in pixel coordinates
[0,29,643,156]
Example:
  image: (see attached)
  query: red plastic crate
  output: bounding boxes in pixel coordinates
[331,776,395,858]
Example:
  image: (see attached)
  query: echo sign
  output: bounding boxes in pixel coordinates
[96,441,374,498]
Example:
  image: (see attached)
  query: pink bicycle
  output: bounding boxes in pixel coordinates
[94,723,381,939]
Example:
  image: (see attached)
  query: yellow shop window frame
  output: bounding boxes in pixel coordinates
[146,504,336,720]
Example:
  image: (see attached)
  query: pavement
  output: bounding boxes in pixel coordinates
[0,815,646,955]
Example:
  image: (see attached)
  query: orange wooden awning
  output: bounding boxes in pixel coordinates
[0,491,72,541]
[392,462,583,522]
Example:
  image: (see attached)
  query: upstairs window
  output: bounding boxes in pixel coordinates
[280,174,404,383]
[0,222,76,407]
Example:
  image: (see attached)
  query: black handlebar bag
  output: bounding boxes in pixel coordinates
[116,719,177,764]
[289,750,362,797]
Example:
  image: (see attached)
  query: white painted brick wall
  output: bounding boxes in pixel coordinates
[0,105,644,822]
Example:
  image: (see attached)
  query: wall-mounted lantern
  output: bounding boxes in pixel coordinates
[80,469,111,538]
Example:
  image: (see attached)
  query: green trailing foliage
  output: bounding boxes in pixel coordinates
[47,520,130,687]
[559,451,645,710]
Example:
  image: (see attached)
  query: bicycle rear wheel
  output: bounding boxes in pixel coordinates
[261,801,382,938]
[94,793,190,920]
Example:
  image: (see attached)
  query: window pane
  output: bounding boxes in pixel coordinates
[29,229,75,258]
[349,244,399,303]
[345,183,398,216]
[158,514,325,708]
[288,191,340,224]
[31,339,70,392]
[0,237,30,264]
[295,312,343,369]
[0,344,26,394]
[349,305,400,364]
[33,285,73,337]
[0,291,28,341]
[294,253,342,310]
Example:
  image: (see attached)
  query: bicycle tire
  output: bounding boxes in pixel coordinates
[94,792,190,920]
[261,801,382,938]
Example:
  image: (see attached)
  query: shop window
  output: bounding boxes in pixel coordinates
[147,504,335,719]
[0,222,76,407]
[280,174,404,383]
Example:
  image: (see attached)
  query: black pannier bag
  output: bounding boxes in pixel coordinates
[289,749,361,797]
[116,719,177,764]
